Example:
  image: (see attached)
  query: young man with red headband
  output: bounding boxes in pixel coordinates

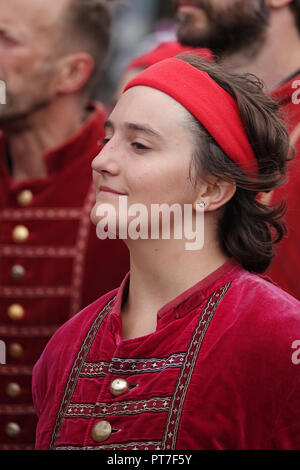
[173,0,300,300]
[32,56,300,450]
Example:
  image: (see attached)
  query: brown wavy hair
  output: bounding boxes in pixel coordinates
[177,54,292,273]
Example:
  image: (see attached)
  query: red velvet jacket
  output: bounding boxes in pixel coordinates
[267,73,300,299]
[33,259,300,450]
[0,103,129,449]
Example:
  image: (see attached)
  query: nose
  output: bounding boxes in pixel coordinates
[91,139,120,176]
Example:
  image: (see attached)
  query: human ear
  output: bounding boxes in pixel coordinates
[194,178,236,213]
[54,53,94,94]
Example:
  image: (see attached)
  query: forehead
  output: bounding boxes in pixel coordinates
[110,86,191,137]
[0,0,70,36]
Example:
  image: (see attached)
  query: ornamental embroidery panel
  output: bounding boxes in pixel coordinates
[50,282,231,450]
[162,282,231,450]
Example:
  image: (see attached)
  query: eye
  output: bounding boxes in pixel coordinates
[131,142,150,151]
[0,33,19,46]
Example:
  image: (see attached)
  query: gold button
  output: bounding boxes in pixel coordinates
[109,378,130,397]
[11,264,26,280]
[12,225,29,243]
[8,342,24,359]
[17,189,33,207]
[6,382,21,398]
[91,420,112,442]
[7,304,25,321]
[6,422,21,438]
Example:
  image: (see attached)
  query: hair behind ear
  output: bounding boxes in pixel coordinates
[179,54,291,273]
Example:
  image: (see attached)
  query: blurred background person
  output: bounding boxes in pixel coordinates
[113,40,212,104]
[0,0,129,449]
[173,0,300,300]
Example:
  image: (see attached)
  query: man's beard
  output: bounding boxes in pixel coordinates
[175,0,270,56]
[0,94,53,129]
[0,61,55,130]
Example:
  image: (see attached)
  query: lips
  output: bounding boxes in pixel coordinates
[100,186,126,196]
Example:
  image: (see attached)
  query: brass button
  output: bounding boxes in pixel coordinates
[7,304,25,321]
[6,422,21,438]
[8,342,24,359]
[17,189,33,207]
[91,420,112,442]
[6,382,21,398]
[12,225,29,243]
[11,264,26,280]
[109,378,130,397]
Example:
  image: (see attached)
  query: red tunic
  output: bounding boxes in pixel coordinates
[267,73,300,299]
[0,103,130,449]
[33,258,300,450]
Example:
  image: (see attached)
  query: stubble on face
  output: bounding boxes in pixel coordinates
[174,0,270,57]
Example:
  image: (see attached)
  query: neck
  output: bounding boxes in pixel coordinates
[220,8,300,92]
[122,217,229,323]
[5,95,87,180]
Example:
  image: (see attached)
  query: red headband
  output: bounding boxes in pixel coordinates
[123,58,259,175]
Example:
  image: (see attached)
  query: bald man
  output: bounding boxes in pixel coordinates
[0,0,129,449]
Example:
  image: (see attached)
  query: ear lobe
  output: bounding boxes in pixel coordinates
[55,53,95,94]
[196,179,236,213]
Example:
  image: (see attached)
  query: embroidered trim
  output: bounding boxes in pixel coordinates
[0,285,71,298]
[55,441,162,450]
[49,296,116,450]
[0,325,60,337]
[0,444,35,450]
[161,282,231,450]
[79,361,110,377]
[0,245,76,258]
[66,397,171,419]
[0,365,33,375]
[109,353,185,375]
[69,183,95,316]
[1,208,82,220]
[0,404,36,415]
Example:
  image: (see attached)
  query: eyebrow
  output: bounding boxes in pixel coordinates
[104,119,164,141]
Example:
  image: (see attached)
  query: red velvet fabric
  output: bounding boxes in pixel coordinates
[267,73,300,300]
[0,103,130,449]
[126,41,212,71]
[33,259,300,450]
[124,58,258,175]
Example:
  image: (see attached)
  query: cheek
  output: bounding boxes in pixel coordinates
[130,158,194,206]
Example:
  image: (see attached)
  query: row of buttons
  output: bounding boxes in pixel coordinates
[4,190,32,441]
[91,378,130,443]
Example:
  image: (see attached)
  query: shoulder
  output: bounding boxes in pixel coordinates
[36,287,117,366]
[228,267,300,312]
[219,268,300,357]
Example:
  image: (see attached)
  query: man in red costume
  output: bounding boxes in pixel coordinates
[173,0,300,300]
[0,0,129,449]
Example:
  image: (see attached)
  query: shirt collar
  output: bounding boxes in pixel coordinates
[110,258,244,326]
